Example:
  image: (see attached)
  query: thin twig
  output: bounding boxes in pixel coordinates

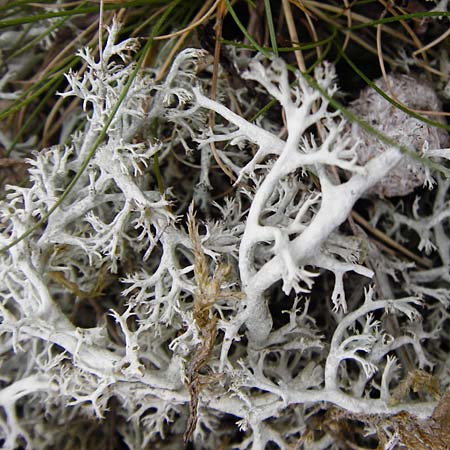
[283,0,306,71]
[413,26,450,56]
[156,0,216,81]
[351,211,433,269]
[208,1,236,182]
[376,11,391,92]
[154,0,220,41]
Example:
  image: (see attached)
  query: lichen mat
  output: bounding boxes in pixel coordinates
[0,21,449,450]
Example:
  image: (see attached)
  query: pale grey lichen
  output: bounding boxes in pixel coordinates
[350,73,449,197]
[0,21,449,450]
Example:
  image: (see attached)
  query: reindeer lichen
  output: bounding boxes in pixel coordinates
[0,21,449,450]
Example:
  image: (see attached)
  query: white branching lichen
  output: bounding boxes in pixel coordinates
[0,22,449,450]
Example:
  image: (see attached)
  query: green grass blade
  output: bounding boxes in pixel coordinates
[299,67,450,179]
[0,0,160,28]
[337,44,450,133]
[346,10,449,31]
[6,76,64,156]
[0,57,77,121]
[221,33,334,53]
[7,12,74,60]
[263,0,278,57]
[224,0,270,57]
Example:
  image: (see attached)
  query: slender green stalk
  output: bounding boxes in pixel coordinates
[224,0,270,57]
[0,1,161,27]
[337,44,450,133]
[0,57,76,122]
[264,0,278,57]
[346,10,449,31]
[8,14,72,60]
[221,33,334,52]
[6,76,64,156]
[301,67,450,179]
